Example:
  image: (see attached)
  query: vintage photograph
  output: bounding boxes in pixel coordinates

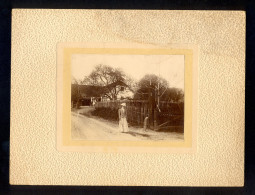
[71,54,185,141]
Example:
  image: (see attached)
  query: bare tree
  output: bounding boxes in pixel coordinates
[134,74,184,103]
[82,64,133,100]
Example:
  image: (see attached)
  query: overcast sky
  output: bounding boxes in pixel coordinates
[71,54,184,89]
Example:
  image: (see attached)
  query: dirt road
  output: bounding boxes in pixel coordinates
[71,107,184,141]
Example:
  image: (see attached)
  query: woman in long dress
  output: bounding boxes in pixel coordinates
[118,103,129,133]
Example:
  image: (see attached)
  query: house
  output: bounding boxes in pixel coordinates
[71,84,105,106]
[71,80,134,107]
[117,87,134,100]
[105,80,134,100]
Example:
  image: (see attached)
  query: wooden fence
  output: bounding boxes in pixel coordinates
[95,100,184,130]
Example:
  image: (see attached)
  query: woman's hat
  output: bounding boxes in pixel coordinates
[121,103,126,106]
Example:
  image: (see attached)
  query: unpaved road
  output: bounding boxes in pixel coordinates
[72,107,184,141]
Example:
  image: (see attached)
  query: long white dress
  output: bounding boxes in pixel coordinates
[118,107,129,132]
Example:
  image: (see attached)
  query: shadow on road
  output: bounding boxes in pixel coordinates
[123,131,150,138]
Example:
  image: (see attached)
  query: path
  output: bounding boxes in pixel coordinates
[72,106,184,141]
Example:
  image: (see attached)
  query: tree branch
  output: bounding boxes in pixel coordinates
[104,93,112,100]
[160,86,168,97]
[99,75,107,85]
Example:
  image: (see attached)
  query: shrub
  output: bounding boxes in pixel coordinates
[91,107,118,121]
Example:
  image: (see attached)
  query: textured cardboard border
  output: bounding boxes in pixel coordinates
[10,10,244,186]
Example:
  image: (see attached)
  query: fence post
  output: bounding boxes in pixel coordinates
[131,102,134,125]
[148,89,155,129]
[136,102,140,126]
[140,102,143,127]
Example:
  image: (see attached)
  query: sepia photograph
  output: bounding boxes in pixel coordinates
[71,54,185,141]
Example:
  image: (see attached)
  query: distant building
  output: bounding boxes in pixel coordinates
[71,81,134,107]
[117,88,134,100]
[71,84,105,106]
[106,80,134,100]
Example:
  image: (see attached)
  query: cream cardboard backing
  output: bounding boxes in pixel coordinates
[10,10,245,186]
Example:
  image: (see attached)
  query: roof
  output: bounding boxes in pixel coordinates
[72,80,131,98]
[72,84,106,97]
